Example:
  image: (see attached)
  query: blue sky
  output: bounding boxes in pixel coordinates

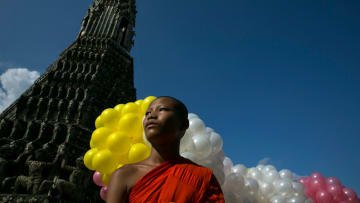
[1,0,359,193]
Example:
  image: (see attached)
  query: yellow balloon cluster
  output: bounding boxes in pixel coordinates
[83,96,156,181]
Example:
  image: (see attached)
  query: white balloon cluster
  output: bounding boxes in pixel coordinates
[180,113,226,184]
[223,162,313,203]
[181,113,313,203]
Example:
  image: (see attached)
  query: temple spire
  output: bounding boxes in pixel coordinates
[78,0,136,52]
[0,0,137,202]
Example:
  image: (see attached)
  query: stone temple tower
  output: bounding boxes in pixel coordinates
[0,0,136,202]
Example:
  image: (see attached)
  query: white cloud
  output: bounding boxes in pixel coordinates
[0,68,40,112]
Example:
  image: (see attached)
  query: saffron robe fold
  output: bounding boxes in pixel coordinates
[128,157,224,203]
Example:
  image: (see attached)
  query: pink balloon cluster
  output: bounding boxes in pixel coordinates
[92,171,108,201]
[299,172,359,203]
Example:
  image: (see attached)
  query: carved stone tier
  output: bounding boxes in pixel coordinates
[0,0,137,202]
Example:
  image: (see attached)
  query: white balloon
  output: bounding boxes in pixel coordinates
[187,113,198,119]
[263,170,280,183]
[224,194,240,203]
[183,130,192,137]
[213,167,225,185]
[247,167,263,180]
[180,151,197,162]
[286,197,304,203]
[209,132,223,154]
[224,173,245,196]
[223,157,233,176]
[287,194,306,203]
[259,181,275,196]
[244,177,259,192]
[291,182,304,194]
[262,165,277,173]
[270,195,286,203]
[242,195,257,203]
[189,118,206,134]
[256,164,265,171]
[182,113,309,203]
[305,198,313,203]
[191,134,211,159]
[246,189,258,202]
[180,133,195,153]
[257,194,268,203]
[205,127,214,133]
[214,151,225,161]
[279,169,293,180]
[231,164,247,177]
[274,179,293,194]
[210,154,225,170]
[197,158,214,168]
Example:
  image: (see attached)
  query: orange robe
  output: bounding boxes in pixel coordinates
[128,157,224,203]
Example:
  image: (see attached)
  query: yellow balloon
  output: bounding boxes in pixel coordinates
[141,96,157,114]
[101,173,111,185]
[90,127,112,149]
[135,99,143,106]
[95,115,104,128]
[106,132,131,154]
[128,143,151,163]
[87,97,155,176]
[116,163,124,169]
[101,108,120,128]
[114,104,124,113]
[92,149,116,174]
[121,102,140,115]
[118,113,140,132]
[113,152,129,164]
[83,148,98,170]
[143,96,157,103]
[129,126,144,144]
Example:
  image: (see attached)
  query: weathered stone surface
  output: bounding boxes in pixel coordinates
[0,0,137,202]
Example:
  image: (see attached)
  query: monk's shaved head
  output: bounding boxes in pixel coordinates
[151,96,189,130]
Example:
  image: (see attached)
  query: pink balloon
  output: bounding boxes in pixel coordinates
[309,177,326,191]
[100,186,108,201]
[316,189,333,203]
[93,171,104,187]
[327,183,343,198]
[334,193,348,202]
[305,187,316,199]
[343,188,357,200]
[326,177,341,186]
[299,177,310,186]
[339,199,360,203]
[348,198,360,203]
[311,172,324,180]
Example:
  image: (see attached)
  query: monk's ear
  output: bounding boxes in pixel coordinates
[181,118,189,131]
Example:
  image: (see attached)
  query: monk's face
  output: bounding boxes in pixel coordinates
[143,98,184,144]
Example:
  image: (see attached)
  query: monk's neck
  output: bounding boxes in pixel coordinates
[148,146,181,164]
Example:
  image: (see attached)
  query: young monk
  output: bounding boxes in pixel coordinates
[106,96,224,203]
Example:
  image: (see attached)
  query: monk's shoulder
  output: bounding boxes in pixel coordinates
[113,162,155,188]
[113,163,148,177]
[111,164,136,182]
